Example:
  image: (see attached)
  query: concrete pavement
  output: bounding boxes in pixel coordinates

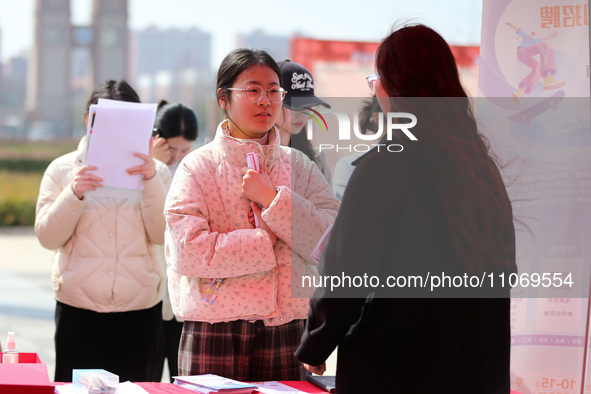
[0,226,337,382]
[0,226,55,379]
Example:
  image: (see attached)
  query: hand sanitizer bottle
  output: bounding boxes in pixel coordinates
[2,332,18,363]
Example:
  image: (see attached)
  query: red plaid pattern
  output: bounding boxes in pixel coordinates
[178,319,306,382]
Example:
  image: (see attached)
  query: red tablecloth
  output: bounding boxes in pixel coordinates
[135,381,326,393]
[279,381,326,393]
[55,381,525,393]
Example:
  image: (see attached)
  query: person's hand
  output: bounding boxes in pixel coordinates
[303,363,326,375]
[152,136,171,164]
[240,167,277,208]
[127,140,156,180]
[250,201,278,245]
[71,165,103,200]
[248,209,256,227]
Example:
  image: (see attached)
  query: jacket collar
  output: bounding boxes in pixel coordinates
[75,135,88,166]
[214,120,281,172]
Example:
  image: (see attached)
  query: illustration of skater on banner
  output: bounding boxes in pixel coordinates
[506,22,565,104]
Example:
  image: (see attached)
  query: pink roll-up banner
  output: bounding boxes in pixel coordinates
[479,0,590,393]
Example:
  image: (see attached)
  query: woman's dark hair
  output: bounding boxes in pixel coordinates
[157,99,169,112]
[376,24,514,273]
[290,126,316,162]
[376,25,467,98]
[153,101,198,141]
[358,95,382,135]
[85,80,140,115]
[216,48,281,107]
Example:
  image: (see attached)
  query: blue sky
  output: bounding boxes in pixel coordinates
[0,0,483,65]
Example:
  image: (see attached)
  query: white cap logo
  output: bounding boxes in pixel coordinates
[291,72,314,91]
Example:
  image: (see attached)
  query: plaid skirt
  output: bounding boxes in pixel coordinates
[178,319,306,382]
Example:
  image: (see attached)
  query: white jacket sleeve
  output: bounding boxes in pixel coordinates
[165,163,277,279]
[35,160,86,250]
[140,162,171,245]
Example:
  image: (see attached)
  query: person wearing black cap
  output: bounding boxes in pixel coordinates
[276,60,332,183]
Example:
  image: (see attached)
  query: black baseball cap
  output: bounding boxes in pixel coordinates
[278,60,330,111]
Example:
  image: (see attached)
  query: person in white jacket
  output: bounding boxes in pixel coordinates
[35,80,171,382]
[165,49,340,382]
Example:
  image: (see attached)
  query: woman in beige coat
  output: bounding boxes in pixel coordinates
[35,80,171,382]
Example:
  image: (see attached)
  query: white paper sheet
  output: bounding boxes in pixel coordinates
[98,98,159,110]
[255,381,307,393]
[54,381,149,394]
[85,101,157,194]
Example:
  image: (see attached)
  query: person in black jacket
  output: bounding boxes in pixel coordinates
[295,24,517,394]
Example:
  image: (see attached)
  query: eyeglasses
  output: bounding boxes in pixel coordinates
[366,74,379,93]
[227,85,287,103]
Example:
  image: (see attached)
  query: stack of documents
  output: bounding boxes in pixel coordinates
[255,381,307,393]
[173,374,258,393]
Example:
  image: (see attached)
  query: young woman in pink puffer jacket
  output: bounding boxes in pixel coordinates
[164,48,340,382]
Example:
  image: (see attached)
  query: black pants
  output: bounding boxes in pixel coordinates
[150,318,183,382]
[54,301,162,382]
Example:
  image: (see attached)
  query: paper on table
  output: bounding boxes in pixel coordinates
[53,384,75,394]
[173,374,257,391]
[255,381,308,393]
[117,382,151,393]
[85,103,156,193]
[54,381,149,393]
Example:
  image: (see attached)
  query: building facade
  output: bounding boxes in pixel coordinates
[25,0,128,138]
[131,27,211,81]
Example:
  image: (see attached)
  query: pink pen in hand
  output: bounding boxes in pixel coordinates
[246,152,261,228]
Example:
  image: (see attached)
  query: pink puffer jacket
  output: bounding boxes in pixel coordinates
[165,121,340,326]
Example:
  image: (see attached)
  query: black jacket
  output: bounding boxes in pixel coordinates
[296,141,516,394]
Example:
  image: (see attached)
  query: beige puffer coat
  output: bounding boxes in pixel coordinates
[35,137,171,312]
